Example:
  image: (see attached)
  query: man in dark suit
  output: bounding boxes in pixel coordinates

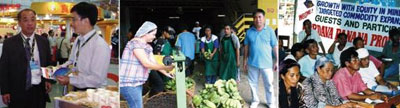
[0,9,52,108]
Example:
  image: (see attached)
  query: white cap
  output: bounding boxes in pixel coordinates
[135,21,157,37]
[356,48,369,59]
[195,21,199,24]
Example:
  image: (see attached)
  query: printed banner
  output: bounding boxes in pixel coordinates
[295,0,400,52]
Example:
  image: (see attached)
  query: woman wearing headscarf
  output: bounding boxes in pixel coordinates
[279,59,304,108]
[302,57,360,108]
[119,21,174,108]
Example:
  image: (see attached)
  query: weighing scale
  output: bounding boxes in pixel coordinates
[162,48,187,108]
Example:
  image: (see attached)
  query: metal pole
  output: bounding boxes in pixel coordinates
[66,19,71,39]
[292,0,298,45]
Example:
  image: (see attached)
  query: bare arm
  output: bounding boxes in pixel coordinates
[347,88,387,101]
[273,45,279,71]
[363,88,375,95]
[376,75,386,85]
[379,63,385,75]
[236,47,240,66]
[347,93,374,101]
[376,75,397,90]
[243,45,248,63]
[212,48,218,55]
[328,41,338,54]
[319,42,326,55]
[133,49,172,71]
[243,45,249,71]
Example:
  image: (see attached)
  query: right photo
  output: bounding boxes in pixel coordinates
[279,0,400,107]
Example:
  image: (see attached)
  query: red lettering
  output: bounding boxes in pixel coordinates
[362,33,368,45]
[335,29,368,43]
[370,34,387,47]
[299,10,312,21]
[313,24,333,39]
[376,35,383,47]
[370,34,377,46]
[61,4,68,13]
[348,31,357,41]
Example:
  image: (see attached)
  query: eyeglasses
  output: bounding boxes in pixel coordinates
[350,57,360,62]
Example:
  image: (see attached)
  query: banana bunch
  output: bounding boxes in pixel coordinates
[193,79,242,108]
[165,77,195,91]
[203,49,212,60]
[221,99,241,108]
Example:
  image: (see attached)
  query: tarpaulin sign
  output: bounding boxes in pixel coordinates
[295,0,400,52]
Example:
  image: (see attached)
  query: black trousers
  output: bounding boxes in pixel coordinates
[9,85,47,108]
[186,60,194,76]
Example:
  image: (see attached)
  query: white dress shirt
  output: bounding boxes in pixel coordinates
[61,29,111,88]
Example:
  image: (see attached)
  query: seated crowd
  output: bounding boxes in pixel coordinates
[279,25,400,108]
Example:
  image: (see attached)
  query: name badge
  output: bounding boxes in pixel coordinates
[30,60,41,85]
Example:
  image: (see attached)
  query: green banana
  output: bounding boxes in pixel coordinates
[192,95,202,107]
[203,100,216,108]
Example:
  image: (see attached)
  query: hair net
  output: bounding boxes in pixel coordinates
[135,21,157,37]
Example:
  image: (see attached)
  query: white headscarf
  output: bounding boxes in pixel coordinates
[134,21,157,37]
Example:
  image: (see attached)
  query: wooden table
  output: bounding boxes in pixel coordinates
[355,95,400,108]
[375,95,400,108]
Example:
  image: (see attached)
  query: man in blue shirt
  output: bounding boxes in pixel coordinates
[175,24,196,76]
[298,39,321,78]
[243,9,278,108]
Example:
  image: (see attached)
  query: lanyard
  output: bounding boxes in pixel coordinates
[22,36,36,61]
[74,32,96,66]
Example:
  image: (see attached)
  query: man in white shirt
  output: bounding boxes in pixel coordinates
[297,19,326,55]
[192,21,201,40]
[56,2,111,91]
[48,30,57,47]
[48,30,57,65]
[56,31,71,64]
[328,33,351,67]
[357,48,400,96]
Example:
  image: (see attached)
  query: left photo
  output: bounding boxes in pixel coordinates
[0,0,119,108]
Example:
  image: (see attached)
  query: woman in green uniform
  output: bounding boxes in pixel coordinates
[149,26,174,96]
[200,26,219,84]
[219,25,240,80]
